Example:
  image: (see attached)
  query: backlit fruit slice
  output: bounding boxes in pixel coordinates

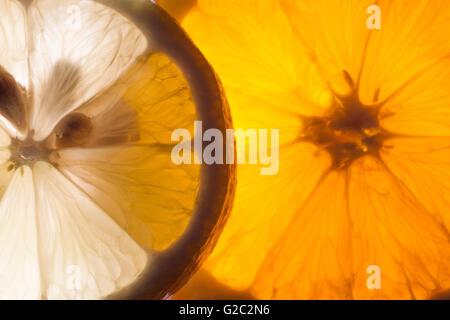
[177,0,450,299]
[0,0,235,299]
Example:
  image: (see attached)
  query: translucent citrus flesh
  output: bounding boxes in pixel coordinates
[0,0,232,299]
[178,0,450,299]
[53,52,200,251]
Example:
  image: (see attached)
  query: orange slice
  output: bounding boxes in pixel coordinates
[177,0,450,299]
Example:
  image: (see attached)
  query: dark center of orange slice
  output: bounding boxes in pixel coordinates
[301,72,390,170]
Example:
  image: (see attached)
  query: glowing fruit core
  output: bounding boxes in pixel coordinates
[302,72,388,170]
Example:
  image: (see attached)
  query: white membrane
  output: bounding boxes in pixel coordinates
[0,167,40,299]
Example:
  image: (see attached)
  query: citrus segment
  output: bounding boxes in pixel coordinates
[358,0,450,106]
[381,137,450,232]
[33,161,147,299]
[252,169,352,299]
[54,145,199,251]
[183,0,332,131]
[71,52,197,147]
[0,0,28,88]
[280,0,375,95]
[28,0,148,141]
[0,166,40,299]
[123,53,197,145]
[378,57,450,137]
[347,156,450,299]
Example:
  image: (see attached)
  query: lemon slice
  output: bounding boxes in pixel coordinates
[0,0,235,299]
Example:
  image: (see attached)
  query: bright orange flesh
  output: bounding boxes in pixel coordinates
[176,0,450,299]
